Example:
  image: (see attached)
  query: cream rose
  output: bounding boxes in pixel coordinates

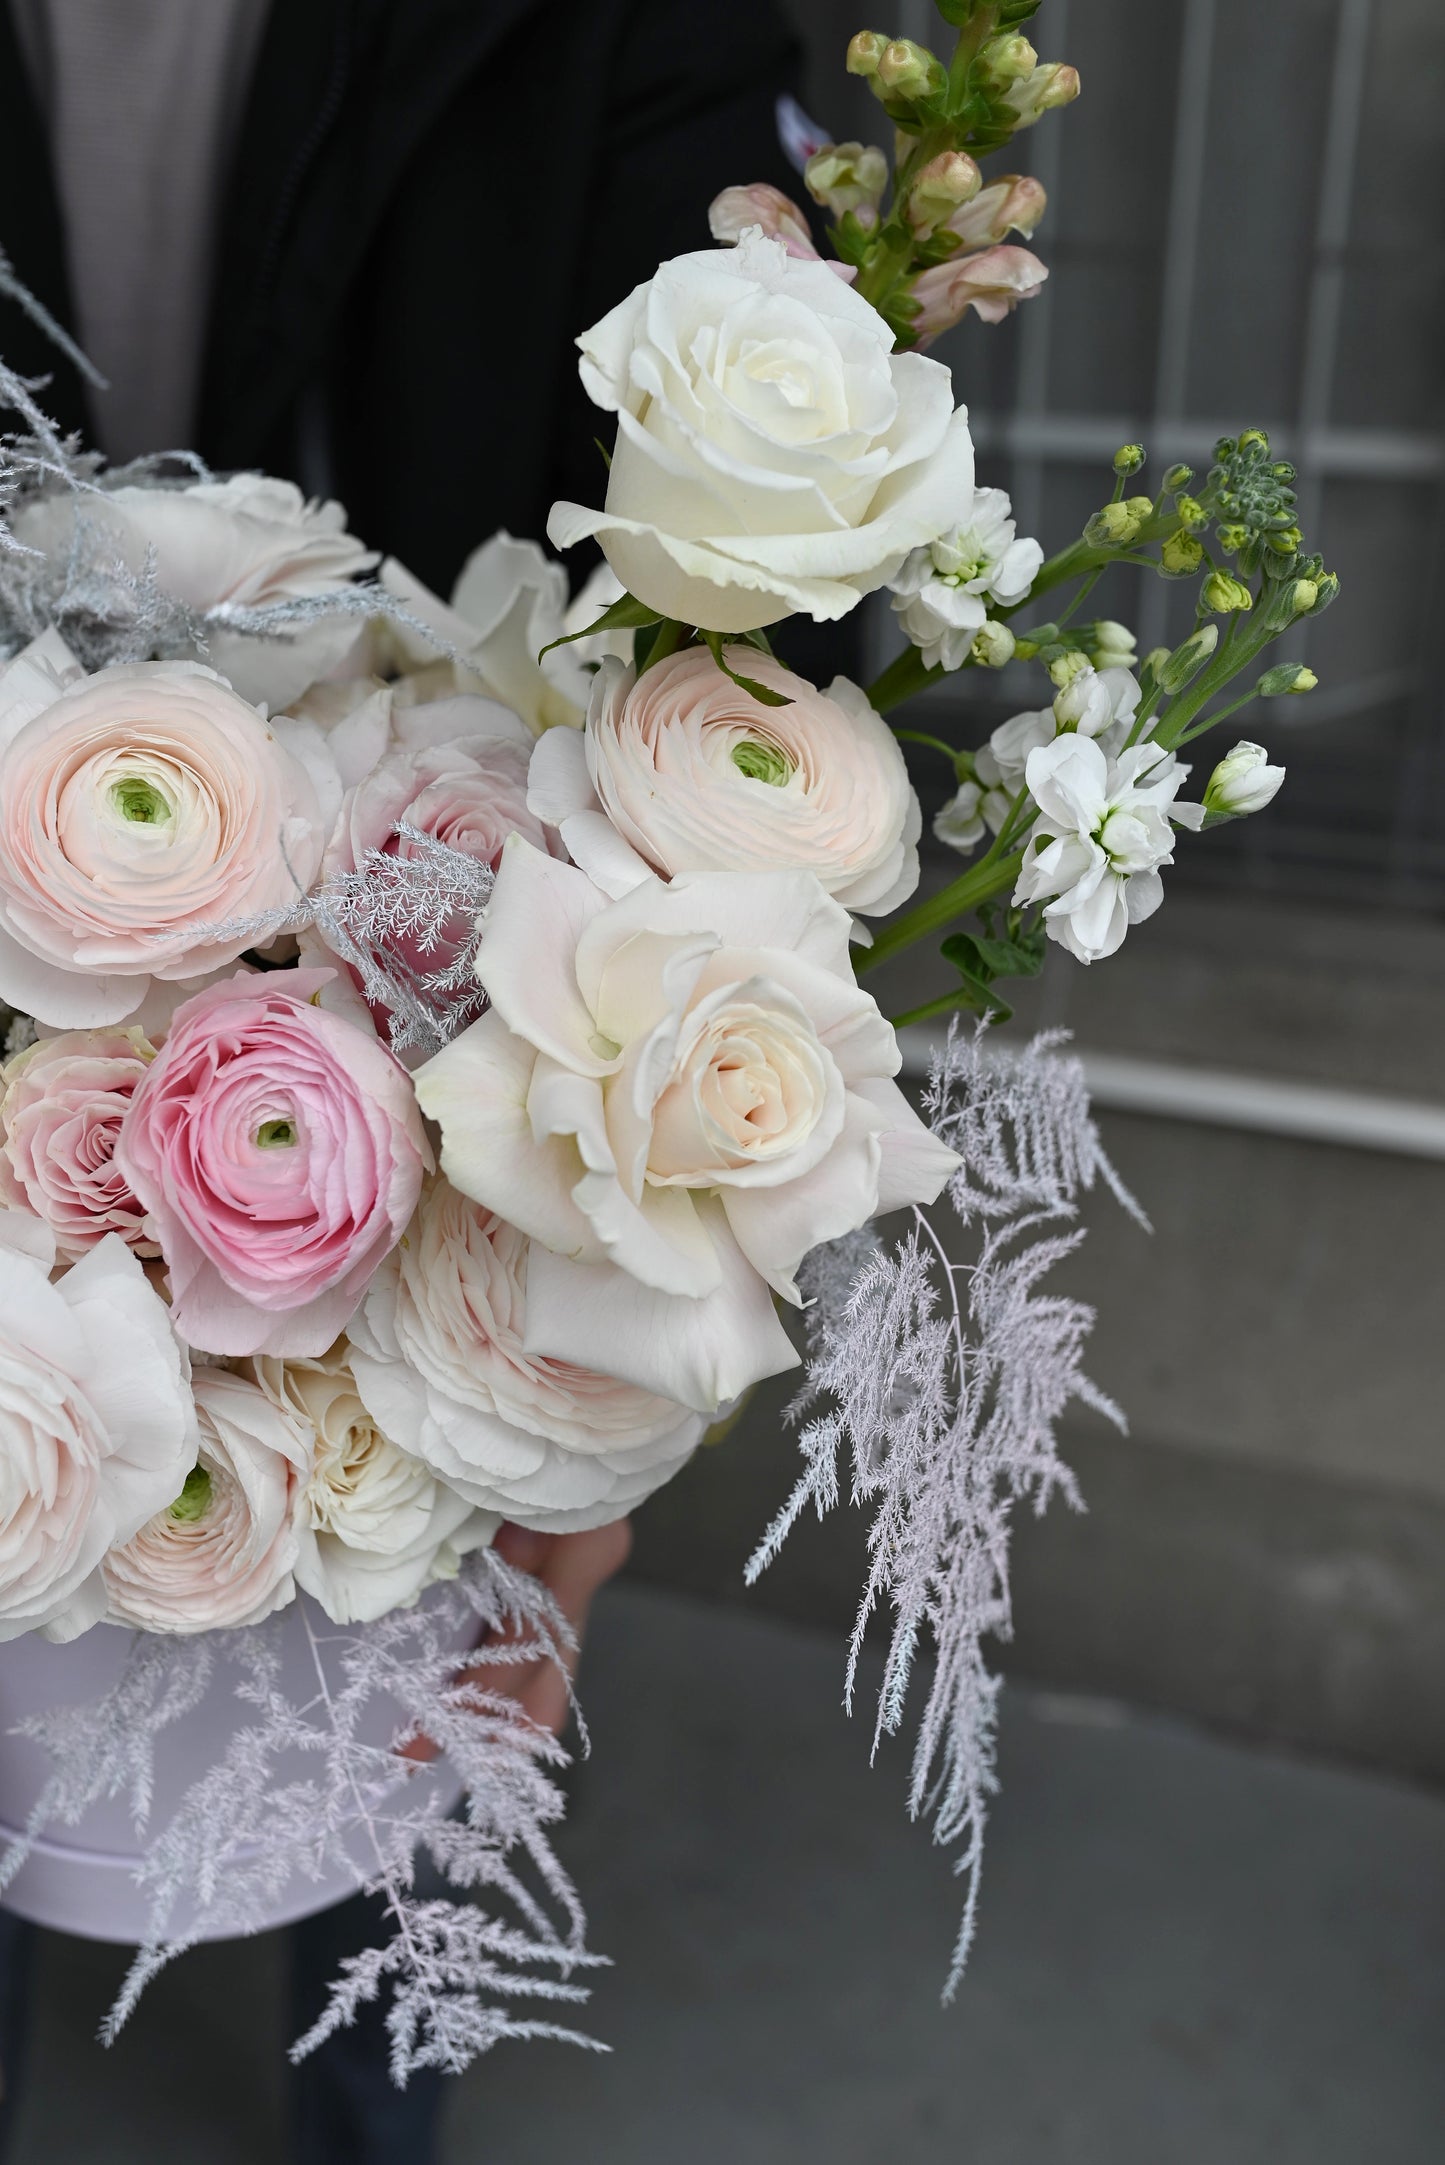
[547,230,975,633]
[0,1218,198,1642]
[347,1177,704,1531]
[11,474,379,709]
[102,1367,304,1634]
[528,648,921,916]
[0,645,338,1028]
[413,841,958,1412]
[250,1341,497,1625]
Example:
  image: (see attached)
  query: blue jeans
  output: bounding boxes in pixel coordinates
[0,1895,445,2163]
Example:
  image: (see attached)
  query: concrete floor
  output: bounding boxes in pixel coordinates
[8,1583,1445,2163]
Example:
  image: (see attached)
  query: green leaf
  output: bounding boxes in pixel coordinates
[536,590,663,667]
[593,436,612,471]
[701,629,792,707]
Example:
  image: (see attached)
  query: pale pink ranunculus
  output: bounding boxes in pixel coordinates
[0,1218,198,1643]
[347,1176,704,1532]
[413,842,959,1413]
[908,244,1048,343]
[0,654,337,1029]
[102,1367,306,1634]
[0,1026,159,1260]
[529,648,921,916]
[115,970,429,1358]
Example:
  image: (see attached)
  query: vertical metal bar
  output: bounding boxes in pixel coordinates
[1138,0,1217,656]
[1008,0,1069,544]
[1294,0,1374,535]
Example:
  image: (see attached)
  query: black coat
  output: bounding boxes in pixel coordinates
[0,0,802,594]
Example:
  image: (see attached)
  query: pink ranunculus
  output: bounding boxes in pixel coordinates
[115,970,429,1358]
[908,244,1048,343]
[0,1025,160,1260]
[0,654,337,1029]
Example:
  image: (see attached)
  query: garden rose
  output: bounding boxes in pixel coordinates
[116,971,429,1357]
[11,473,378,708]
[0,1219,197,1642]
[0,1025,159,1259]
[414,841,958,1411]
[348,1177,704,1531]
[528,648,921,916]
[0,649,336,1028]
[102,1367,304,1634]
[251,1342,497,1625]
[547,230,975,633]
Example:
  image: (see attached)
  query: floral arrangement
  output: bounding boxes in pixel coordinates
[0,0,1336,2085]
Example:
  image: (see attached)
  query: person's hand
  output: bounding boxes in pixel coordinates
[402,1518,632,1761]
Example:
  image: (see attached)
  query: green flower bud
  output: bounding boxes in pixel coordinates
[971,620,1017,669]
[1238,429,1270,455]
[1175,496,1207,532]
[1163,463,1194,493]
[876,38,946,99]
[1087,501,1141,546]
[1158,623,1219,693]
[983,33,1038,83]
[1311,572,1341,613]
[1258,663,1317,697]
[1203,741,1285,818]
[1124,495,1154,520]
[1160,531,1204,576]
[1047,647,1091,688]
[907,149,983,234]
[1141,646,1171,681]
[1113,443,1145,477]
[1266,524,1303,556]
[847,30,887,77]
[1090,619,1136,666]
[1288,577,1319,615]
[1202,571,1254,615]
[1216,523,1249,554]
[805,140,890,218]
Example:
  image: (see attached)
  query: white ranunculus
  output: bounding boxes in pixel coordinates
[250,1342,497,1625]
[413,840,958,1412]
[528,648,920,915]
[347,1178,704,1532]
[102,1367,304,1634]
[377,533,592,735]
[889,487,1043,671]
[11,474,379,710]
[1203,740,1285,817]
[0,1218,198,1642]
[547,230,975,634]
[1014,734,1204,963]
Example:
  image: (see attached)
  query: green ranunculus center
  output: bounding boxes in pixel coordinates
[731,740,792,787]
[255,1117,298,1149]
[109,776,173,826]
[168,1466,212,1523]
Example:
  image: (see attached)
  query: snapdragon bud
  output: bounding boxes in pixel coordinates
[1113,443,1145,477]
[945,172,1047,248]
[982,33,1038,83]
[1158,623,1218,692]
[972,620,1017,668]
[907,150,983,234]
[1004,62,1082,127]
[847,30,887,77]
[805,140,890,220]
[876,38,946,100]
[1203,741,1285,817]
[1160,531,1204,576]
[1202,571,1253,615]
[1258,663,1317,696]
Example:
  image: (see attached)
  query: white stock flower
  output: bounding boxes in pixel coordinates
[0,1218,197,1642]
[347,1178,704,1532]
[378,532,591,734]
[12,474,378,709]
[889,487,1042,671]
[251,1342,497,1625]
[1014,734,1204,963]
[1203,741,1285,817]
[102,1368,303,1634]
[975,664,1142,834]
[548,230,975,634]
[528,647,920,915]
[413,840,958,1413]
[933,780,985,854]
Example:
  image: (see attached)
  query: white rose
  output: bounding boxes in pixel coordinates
[250,1342,497,1625]
[547,230,975,634]
[348,1179,703,1532]
[102,1367,303,1634]
[12,474,379,709]
[0,1217,198,1642]
[889,487,1043,671]
[528,648,920,915]
[413,841,958,1412]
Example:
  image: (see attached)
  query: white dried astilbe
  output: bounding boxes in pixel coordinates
[749,1025,1142,1994]
[0,1552,605,2082]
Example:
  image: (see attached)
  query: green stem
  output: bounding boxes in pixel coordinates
[857,847,1024,972]
[946,4,998,106]
[867,643,945,713]
[891,986,991,1029]
[894,728,965,766]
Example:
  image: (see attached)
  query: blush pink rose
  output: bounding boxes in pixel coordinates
[115,970,429,1357]
[0,658,337,1029]
[0,1026,159,1260]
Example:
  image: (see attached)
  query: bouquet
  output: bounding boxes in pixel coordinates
[0,0,1336,2083]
